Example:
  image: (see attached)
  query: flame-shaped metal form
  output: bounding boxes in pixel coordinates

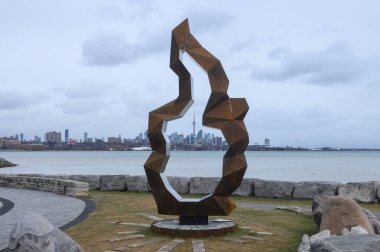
[144,19,249,224]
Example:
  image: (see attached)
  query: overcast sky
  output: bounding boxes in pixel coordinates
[1,0,379,148]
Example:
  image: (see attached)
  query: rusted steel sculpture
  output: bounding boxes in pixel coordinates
[144,19,249,225]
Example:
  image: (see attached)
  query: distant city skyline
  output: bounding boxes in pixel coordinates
[1,125,230,145]
[1,1,380,148]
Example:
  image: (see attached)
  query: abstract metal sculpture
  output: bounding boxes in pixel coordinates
[144,19,249,225]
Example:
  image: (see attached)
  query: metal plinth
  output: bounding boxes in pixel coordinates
[151,219,237,238]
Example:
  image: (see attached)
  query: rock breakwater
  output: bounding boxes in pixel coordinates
[0,158,17,168]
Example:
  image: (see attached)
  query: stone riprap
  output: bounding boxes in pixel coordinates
[293,181,340,199]
[189,177,254,196]
[0,175,88,197]
[0,158,17,168]
[167,176,190,194]
[233,178,254,196]
[126,175,149,192]
[189,177,220,194]
[362,208,380,234]
[253,179,295,198]
[311,234,380,252]
[100,175,127,191]
[1,174,380,202]
[69,175,100,190]
[338,181,380,203]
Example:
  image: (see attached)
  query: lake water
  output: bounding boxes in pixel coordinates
[0,151,379,182]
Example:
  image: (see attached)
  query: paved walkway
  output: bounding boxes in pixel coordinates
[238,202,309,211]
[0,188,86,250]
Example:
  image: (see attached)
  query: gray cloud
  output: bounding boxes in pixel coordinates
[82,8,234,67]
[252,42,374,86]
[252,106,349,131]
[184,9,235,33]
[54,82,116,99]
[0,89,44,110]
[82,32,137,66]
[56,99,107,115]
[82,30,168,66]
[54,82,121,115]
[229,36,256,52]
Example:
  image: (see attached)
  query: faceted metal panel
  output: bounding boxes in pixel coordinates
[144,19,249,217]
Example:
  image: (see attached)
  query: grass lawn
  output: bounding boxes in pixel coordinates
[66,191,380,252]
[66,191,316,252]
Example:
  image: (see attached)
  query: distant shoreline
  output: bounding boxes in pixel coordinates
[1,149,380,152]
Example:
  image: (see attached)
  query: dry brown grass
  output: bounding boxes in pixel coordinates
[66,191,320,252]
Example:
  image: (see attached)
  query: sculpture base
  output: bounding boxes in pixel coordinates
[179,216,208,225]
[151,219,237,238]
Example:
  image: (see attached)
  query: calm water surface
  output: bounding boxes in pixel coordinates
[0,151,379,182]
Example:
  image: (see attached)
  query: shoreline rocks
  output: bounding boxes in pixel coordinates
[312,195,380,235]
[338,181,380,203]
[293,181,340,199]
[0,158,17,168]
[303,196,380,251]
[0,175,89,197]
[253,179,295,198]
[299,230,380,252]
[1,173,380,203]
[319,196,374,235]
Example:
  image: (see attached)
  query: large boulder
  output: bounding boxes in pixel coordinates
[320,196,374,235]
[311,234,380,252]
[8,212,83,252]
[297,234,311,252]
[338,181,380,203]
[125,175,149,192]
[233,178,254,196]
[189,177,219,194]
[167,176,190,194]
[362,208,380,234]
[312,195,329,228]
[312,195,380,234]
[69,175,100,190]
[100,175,127,191]
[253,179,295,198]
[293,181,340,199]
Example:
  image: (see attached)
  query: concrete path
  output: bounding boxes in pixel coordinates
[238,202,310,211]
[0,188,86,250]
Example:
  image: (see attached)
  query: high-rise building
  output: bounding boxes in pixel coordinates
[108,137,121,143]
[20,133,24,142]
[84,132,88,142]
[64,129,69,143]
[197,129,203,141]
[265,138,270,146]
[192,112,196,136]
[212,136,222,146]
[15,134,19,140]
[45,131,62,144]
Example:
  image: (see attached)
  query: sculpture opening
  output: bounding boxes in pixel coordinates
[144,19,249,236]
